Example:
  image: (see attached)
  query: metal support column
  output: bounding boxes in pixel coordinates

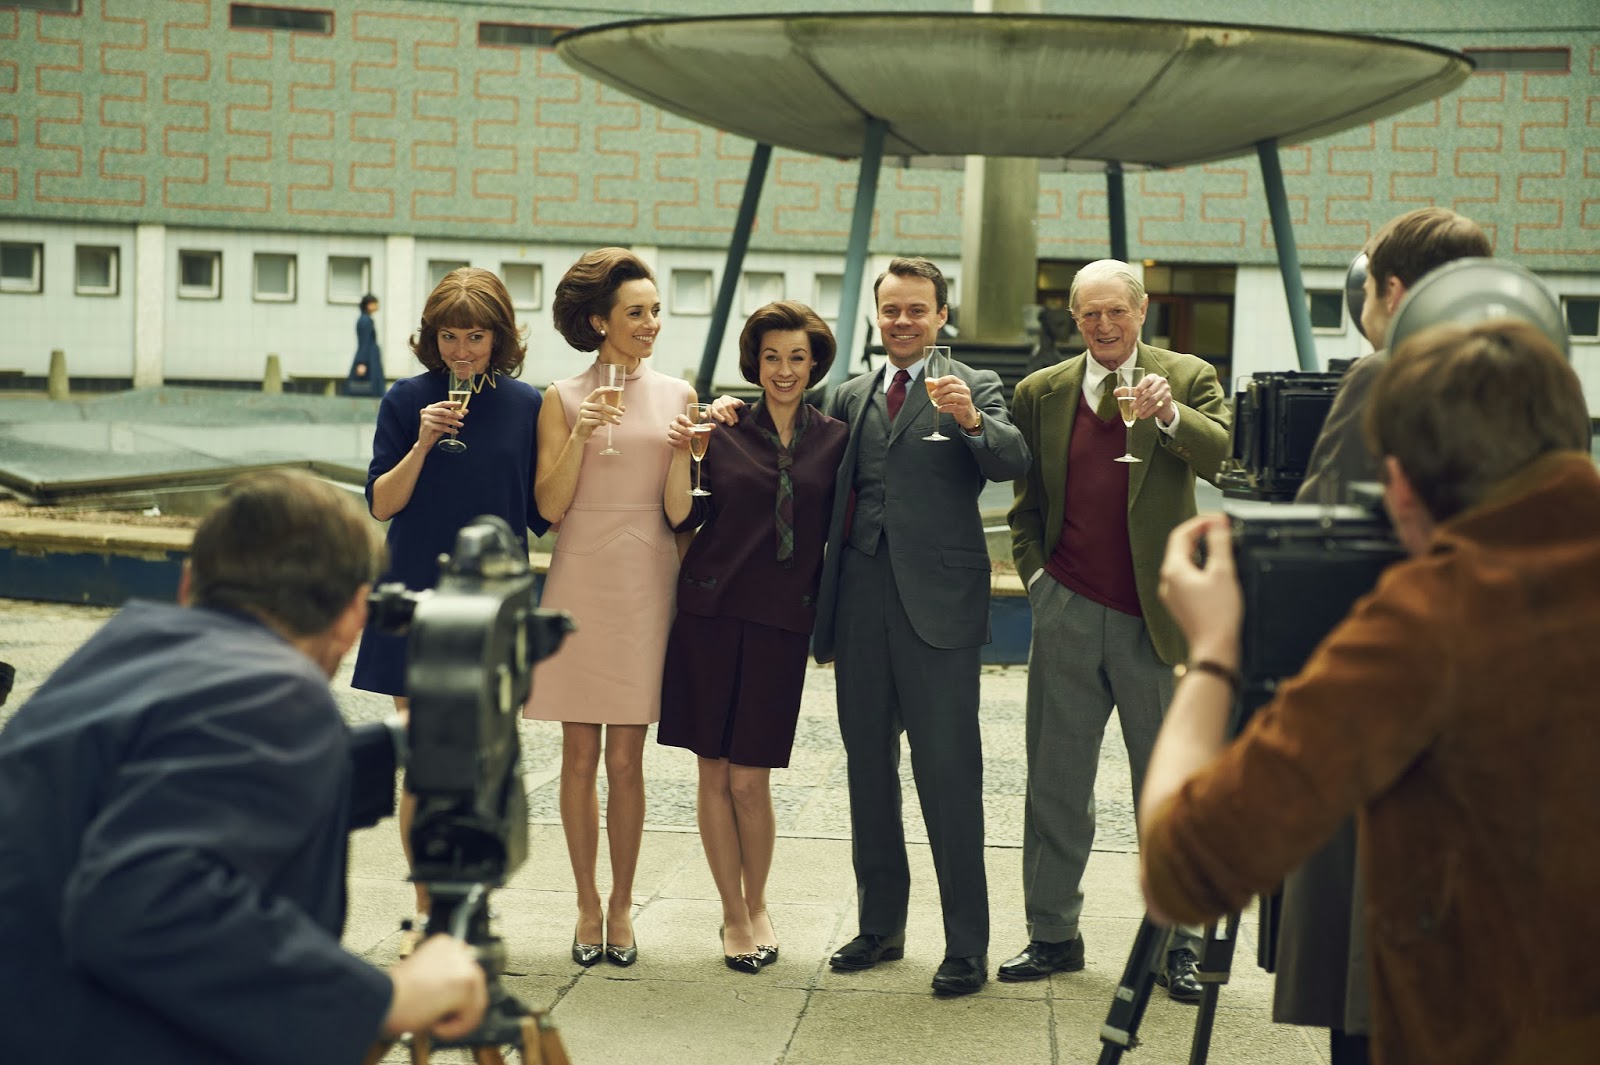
[1105,162,1128,263]
[826,117,888,392]
[1257,139,1318,371]
[694,142,772,398]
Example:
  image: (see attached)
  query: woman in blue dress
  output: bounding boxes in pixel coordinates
[351,266,549,931]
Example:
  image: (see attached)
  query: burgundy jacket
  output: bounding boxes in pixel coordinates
[671,403,848,635]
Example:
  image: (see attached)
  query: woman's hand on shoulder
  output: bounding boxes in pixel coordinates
[666,413,698,451]
[708,395,745,425]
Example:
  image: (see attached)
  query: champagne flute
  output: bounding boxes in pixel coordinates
[1113,367,1146,463]
[922,345,951,441]
[437,359,472,453]
[599,363,624,456]
[686,402,713,497]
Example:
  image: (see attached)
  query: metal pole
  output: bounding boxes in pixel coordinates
[826,117,888,393]
[1105,162,1128,263]
[694,142,772,399]
[1256,139,1318,372]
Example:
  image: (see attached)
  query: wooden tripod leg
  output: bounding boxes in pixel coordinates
[410,1033,430,1065]
[361,1044,392,1065]
[471,1045,506,1065]
[519,1016,542,1065]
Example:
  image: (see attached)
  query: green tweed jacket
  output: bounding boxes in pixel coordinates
[1008,342,1232,664]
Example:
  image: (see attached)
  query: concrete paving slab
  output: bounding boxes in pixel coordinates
[552,977,809,1065]
[784,989,1050,1065]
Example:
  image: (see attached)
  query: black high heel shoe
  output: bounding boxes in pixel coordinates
[572,936,603,967]
[720,926,762,975]
[604,940,638,967]
[752,910,778,967]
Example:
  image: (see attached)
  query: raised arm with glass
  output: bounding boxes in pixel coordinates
[923,345,951,441]
[686,402,713,496]
[599,363,624,456]
[437,359,473,454]
[1113,367,1146,463]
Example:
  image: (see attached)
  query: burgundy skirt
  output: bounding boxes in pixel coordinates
[657,612,809,768]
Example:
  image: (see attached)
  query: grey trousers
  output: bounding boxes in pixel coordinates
[1022,574,1200,953]
[834,545,989,959]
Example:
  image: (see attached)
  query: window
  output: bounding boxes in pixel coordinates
[1306,289,1345,333]
[6,0,80,11]
[178,250,222,299]
[742,271,784,314]
[1463,47,1569,74]
[671,268,713,315]
[327,256,370,304]
[813,274,843,318]
[427,259,469,291]
[0,242,43,294]
[253,253,296,302]
[478,23,569,49]
[75,245,119,296]
[229,4,332,34]
[1564,296,1600,341]
[502,262,543,311]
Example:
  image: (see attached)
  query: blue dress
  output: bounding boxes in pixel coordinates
[350,369,549,696]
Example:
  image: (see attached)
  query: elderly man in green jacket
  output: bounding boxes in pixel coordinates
[1004,259,1231,998]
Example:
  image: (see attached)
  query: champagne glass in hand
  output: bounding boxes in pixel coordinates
[1113,367,1146,463]
[599,364,624,456]
[437,360,472,453]
[686,403,713,496]
[923,345,951,441]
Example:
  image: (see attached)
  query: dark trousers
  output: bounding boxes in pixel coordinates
[833,544,989,959]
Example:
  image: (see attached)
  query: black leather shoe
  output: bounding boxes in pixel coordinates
[997,936,1085,982]
[828,933,905,972]
[571,937,603,967]
[931,955,987,996]
[1157,947,1203,1003]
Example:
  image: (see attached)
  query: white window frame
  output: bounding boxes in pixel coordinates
[1306,288,1347,335]
[177,249,222,300]
[1562,295,1600,343]
[741,270,785,315]
[427,259,470,291]
[0,241,44,294]
[501,261,543,311]
[671,268,713,316]
[327,255,370,305]
[74,245,120,296]
[253,252,297,303]
[813,273,843,319]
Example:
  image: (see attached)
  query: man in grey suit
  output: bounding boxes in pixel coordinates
[815,257,1030,996]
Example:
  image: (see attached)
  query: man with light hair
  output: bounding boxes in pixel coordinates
[1003,259,1230,997]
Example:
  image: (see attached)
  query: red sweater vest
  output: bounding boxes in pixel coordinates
[1043,392,1141,617]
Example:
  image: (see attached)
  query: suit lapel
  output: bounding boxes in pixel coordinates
[1040,356,1087,509]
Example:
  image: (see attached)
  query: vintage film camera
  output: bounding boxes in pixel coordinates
[367,515,573,1049]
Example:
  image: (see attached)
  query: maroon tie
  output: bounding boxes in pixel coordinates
[887,368,911,422]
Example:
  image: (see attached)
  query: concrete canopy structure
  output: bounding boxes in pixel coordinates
[556,13,1471,169]
[557,12,1472,389]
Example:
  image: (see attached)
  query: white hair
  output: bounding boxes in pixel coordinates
[1069,259,1146,313]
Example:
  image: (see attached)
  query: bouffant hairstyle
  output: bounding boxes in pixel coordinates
[409,267,528,376]
[1365,318,1590,523]
[187,469,384,637]
[873,256,948,312]
[737,301,836,389]
[551,248,656,352]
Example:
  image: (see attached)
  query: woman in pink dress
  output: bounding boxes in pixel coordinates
[525,248,693,968]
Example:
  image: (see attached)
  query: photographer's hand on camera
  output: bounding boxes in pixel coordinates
[383,932,489,1041]
[1158,514,1242,667]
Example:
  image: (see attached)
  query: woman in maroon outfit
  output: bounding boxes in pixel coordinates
[657,302,848,973]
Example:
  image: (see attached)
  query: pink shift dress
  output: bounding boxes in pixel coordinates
[525,360,693,725]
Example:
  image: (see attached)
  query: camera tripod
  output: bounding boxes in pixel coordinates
[1097,911,1242,1065]
[364,884,572,1065]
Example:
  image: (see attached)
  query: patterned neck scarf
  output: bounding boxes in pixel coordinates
[751,398,810,567]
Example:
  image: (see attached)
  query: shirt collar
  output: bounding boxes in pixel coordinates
[881,358,925,391]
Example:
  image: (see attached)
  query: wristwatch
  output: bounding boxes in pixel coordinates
[964,409,984,435]
[1172,659,1242,696]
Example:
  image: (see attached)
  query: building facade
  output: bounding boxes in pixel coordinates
[1,0,1596,405]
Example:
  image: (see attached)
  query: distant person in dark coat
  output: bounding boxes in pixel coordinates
[656,301,849,973]
[0,470,486,1065]
[347,293,386,396]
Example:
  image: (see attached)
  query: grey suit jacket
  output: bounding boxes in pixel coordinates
[813,360,1030,663]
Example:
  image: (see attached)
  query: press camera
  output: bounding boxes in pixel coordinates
[367,515,573,1047]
